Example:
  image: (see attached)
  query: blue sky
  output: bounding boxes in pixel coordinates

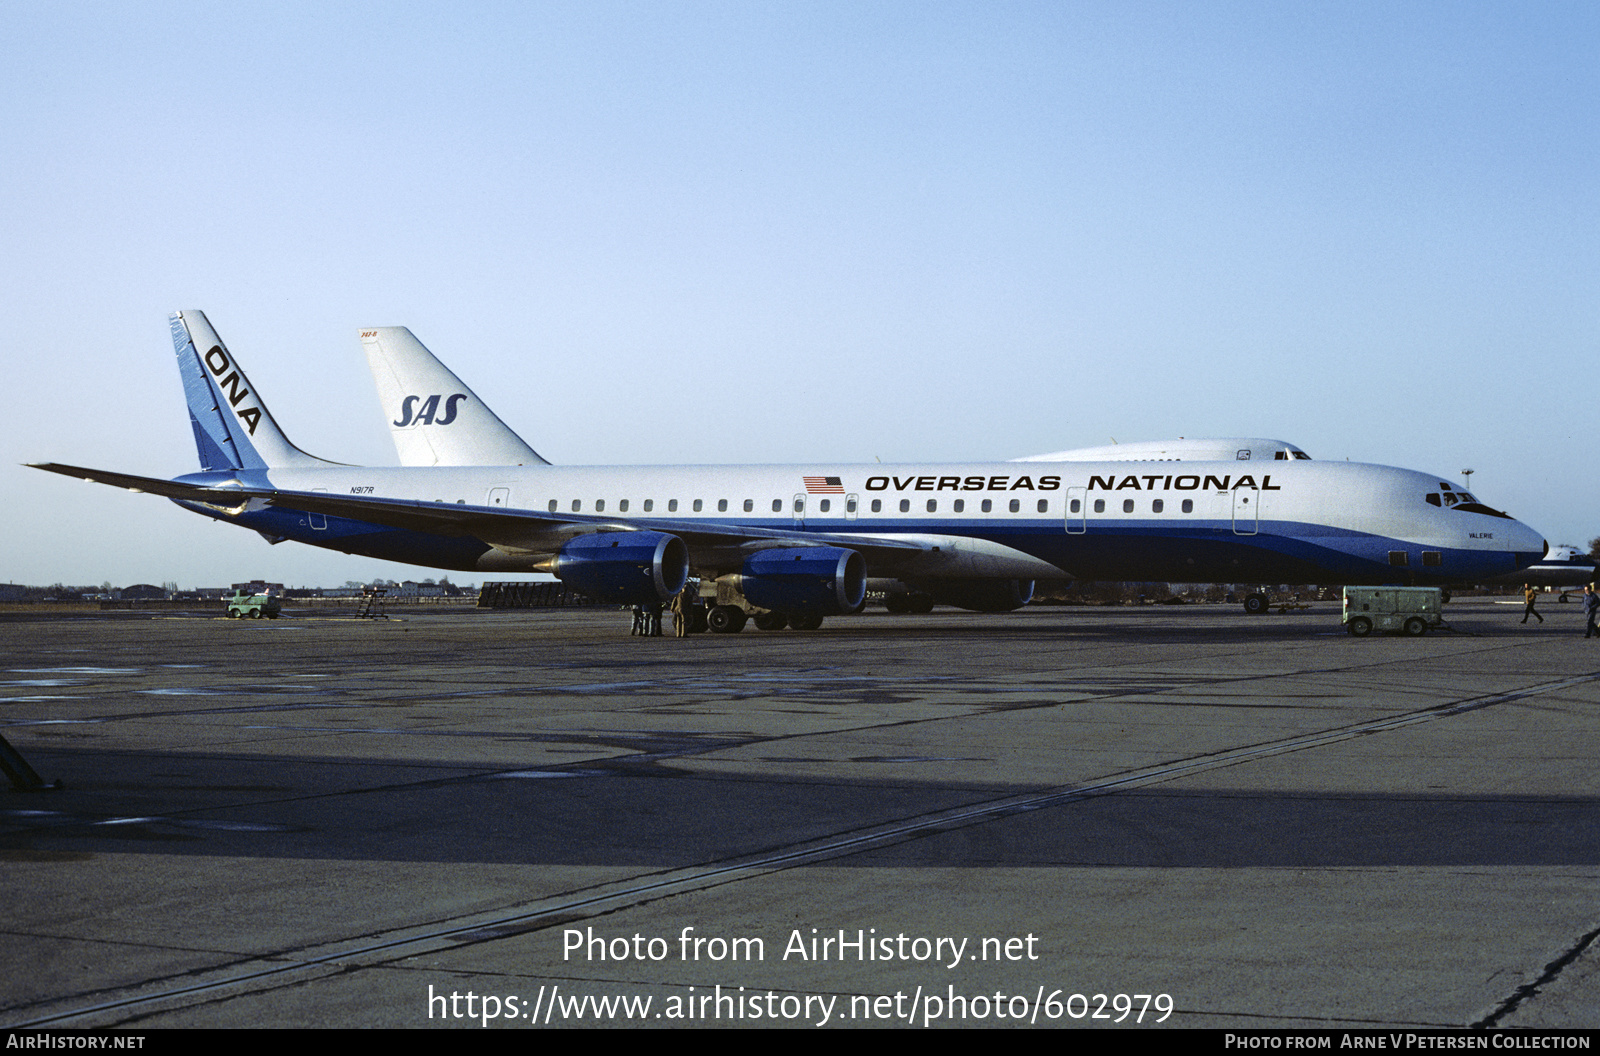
[3,1,1595,587]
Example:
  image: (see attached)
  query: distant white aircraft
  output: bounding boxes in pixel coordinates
[363,326,1311,471]
[1012,438,1311,463]
[31,312,1547,630]
[1484,544,1597,600]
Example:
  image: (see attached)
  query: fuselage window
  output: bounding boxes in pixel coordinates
[1008,499,1020,513]
[548,499,558,513]
[668,499,678,512]
[571,499,581,512]
[981,499,993,513]
[819,498,831,512]
[717,499,727,512]
[1181,499,1193,513]
[926,499,937,513]
[643,499,654,512]
[846,496,858,514]
[1070,499,1080,513]
[1426,494,1441,507]
[1037,499,1048,513]
[953,499,964,513]
[693,499,704,512]
[743,499,753,512]
[1122,499,1134,513]
[595,499,605,512]
[1093,499,1105,513]
[899,499,911,513]
[1389,551,1408,566]
[619,499,629,512]
[772,499,782,512]
[1423,551,1442,566]
[871,499,882,513]
[1152,499,1164,513]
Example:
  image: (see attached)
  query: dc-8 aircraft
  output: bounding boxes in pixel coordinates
[31,311,1547,630]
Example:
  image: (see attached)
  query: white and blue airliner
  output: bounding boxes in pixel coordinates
[31,312,1548,630]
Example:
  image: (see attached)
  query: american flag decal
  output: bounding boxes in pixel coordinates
[803,476,845,494]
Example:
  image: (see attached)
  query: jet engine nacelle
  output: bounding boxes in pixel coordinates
[740,547,866,615]
[929,578,1035,612]
[551,531,689,605]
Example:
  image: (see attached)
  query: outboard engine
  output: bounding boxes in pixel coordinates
[929,578,1035,612]
[740,547,866,615]
[550,531,688,605]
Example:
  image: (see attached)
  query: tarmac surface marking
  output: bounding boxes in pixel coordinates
[2,601,1597,1028]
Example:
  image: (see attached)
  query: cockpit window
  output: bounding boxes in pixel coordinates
[1429,490,1509,518]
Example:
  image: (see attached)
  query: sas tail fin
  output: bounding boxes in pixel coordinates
[172,310,340,471]
[360,327,547,467]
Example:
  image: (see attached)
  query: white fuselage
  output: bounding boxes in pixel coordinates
[181,457,1547,585]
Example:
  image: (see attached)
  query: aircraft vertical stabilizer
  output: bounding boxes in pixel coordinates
[171,311,337,471]
[361,327,547,467]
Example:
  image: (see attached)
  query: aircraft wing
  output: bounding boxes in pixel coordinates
[27,462,929,572]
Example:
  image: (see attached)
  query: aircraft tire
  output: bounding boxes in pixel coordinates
[1348,617,1373,637]
[789,613,824,631]
[707,605,747,634]
[1243,593,1268,615]
[753,612,787,631]
[1403,617,1427,637]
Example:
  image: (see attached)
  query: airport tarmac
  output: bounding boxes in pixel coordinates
[2,600,1597,1029]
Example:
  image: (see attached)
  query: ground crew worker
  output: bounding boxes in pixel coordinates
[672,584,696,637]
[1521,583,1544,624]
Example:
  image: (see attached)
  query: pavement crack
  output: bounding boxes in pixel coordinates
[1472,924,1600,1028]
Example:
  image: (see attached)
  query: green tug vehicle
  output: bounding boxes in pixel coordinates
[225,588,282,619]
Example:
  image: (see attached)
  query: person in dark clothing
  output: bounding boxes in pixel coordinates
[1585,584,1599,639]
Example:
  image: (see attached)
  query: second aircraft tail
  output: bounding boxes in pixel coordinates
[360,326,547,467]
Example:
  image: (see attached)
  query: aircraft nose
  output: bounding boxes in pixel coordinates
[1509,521,1548,571]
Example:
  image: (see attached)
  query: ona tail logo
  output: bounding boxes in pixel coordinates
[394,393,468,427]
[202,345,262,435]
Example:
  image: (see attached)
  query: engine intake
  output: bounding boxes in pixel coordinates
[551,531,688,605]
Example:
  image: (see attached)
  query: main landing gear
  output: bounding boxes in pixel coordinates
[706,605,824,633]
